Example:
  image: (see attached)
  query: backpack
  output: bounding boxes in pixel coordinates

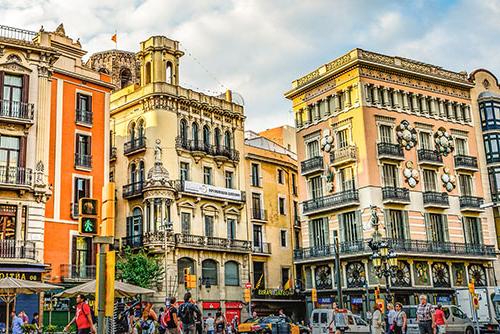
[162,307,176,328]
[82,303,97,324]
[179,303,194,324]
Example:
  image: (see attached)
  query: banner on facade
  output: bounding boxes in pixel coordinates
[318,297,333,305]
[0,271,41,281]
[183,181,242,201]
[254,289,294,297]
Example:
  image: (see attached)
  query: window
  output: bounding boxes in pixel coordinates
[192,122,199,144]
[120,68,132,88]
[178,257,195,283]
[224,131,232,150]
[72,236,91,275]
[483,133,500,163]
[225,171,233,189]
[0,205,17,240]
[181,212,191,235]
[310,176,323,199]
[202,259,218,286]
[73,177,90,215]
[2,74,26,117]
[464,217,483,245]
[459,174,473,196]
[280,230,287,247]
[0,136,22,183]
[306,140,320,158]
[145,62,151,84]
[138,161,145,182]
[281,267,290,287]
[455,138,467,155]
[253,224,262,248]
[165,61,173,84]
[253,261,265,289]
[204,215,214,237]
[339,167,355,191]
[75,134,91,167]
[76,93,92,125]
[336,129,349,148]
[419,132,432,150]
[382,164,398,187]
[379,124,393,143]
[278,169,284,184]
[203,125,210,148]
[293,201,299,222]
[339,211,361,243]
[214,128,221,149]
[310,218,328,247]
[251,193,262,219]
[385,210,409,240]
[279,197,286,215]
[423,169,437,192]
[180,162,189,182]
[224,261,239,286]
[479,100,500,130]
[292,173,297,195]
[179,120,188,144]
[426,213,448,243]
[126,207,142,246]
[203,167,212,185]
[227,218,236,239]
[251,163,260,187]
[489,167,500,200]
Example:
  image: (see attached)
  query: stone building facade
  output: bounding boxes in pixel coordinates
[87,50,140,90]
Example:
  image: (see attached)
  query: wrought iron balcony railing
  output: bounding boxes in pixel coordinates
[423,191,449,207]
[302,189,359,214]
[251,208,267,221]
[122,181,144,199]
[377,143,404,159]
[60,264,96,281]
[330,145,357,165]
[124,136,146,155]
[253,242,271,255]
[0,25,36,41]
[0,166,32,186]
[300,156,323,175]
[459,196,484,210]
[0,100,35,122]
[74,153,92,168]
[175,137,239,161]
[75,109,93,126]
[382,186,410,202]
[0,239,36,260]
[418,149,443,164]
[454,155,478,169]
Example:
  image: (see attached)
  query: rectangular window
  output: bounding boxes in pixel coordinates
[307,140,320,158]
[251,193,262,219]
[203,167,212,185]
[455,138,467,155]
[279,197,286,215]
[310,218,328,247]
[292,173,297,195]
[225,171,234,189]
[280,230,287,247]
[339,167,355,191]
[423,169,437,192]
[419,132,432,150]
[77,93,92,112]
[281,267,290,287]
[489,167,500,200]
[253,224,262,248]
[379,124,393,143]
[251,163,260,187]
[459,174,473,196]
[339,211,361,243]
[204,215,214,237]
[336,129,349,148]
[73,177,90,216]
[180,162,189,182]
[0,204,17,240]
[253,261,265,289]
[385,210,408,240]
[382,164,398,187]
[181,212,191,234]
[464,217,482,245]
[484,133,500,163]
[0,136,21,183]
[278,169,284,184]
[75,134,91,167]
[427,213,448,243]
[227,218,236,239]
[310,176,323,199]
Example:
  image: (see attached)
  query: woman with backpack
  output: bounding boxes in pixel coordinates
[214,311,226,334]
[162,298,180,334]
[393,303,407,334]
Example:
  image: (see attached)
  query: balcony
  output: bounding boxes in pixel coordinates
[124,136,146,155]
[0,166,32,189]
[302,189,359,215]
[460,196,484,211]
[0,100,35,124]
[110,147,117,161]
[0,240,36,260]
[293,239,496,262]
[175,137,240,162]
[122,181,144,199]
[0,25,36,42]
[251,208,267,221]
[300,156,323,175]
[70,202,79,219]
[330,145,357,166]
[253,242,271,255]
[294,215,301,228]
[423,191,449,208]
[454,155,478,171]
[60,264,96,282]
[176,180,244,203]
[418,149,443,165]
[377,143,404,160]
[175,233,251,253]
[74,153,92,169]
[75,109,93,126]
[382,187,410,204]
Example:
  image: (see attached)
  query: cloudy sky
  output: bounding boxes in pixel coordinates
[1,0,499,131]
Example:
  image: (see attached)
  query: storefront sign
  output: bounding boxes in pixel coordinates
[225,302,243,309]
[202,301,221,309]
[437,296,451,304]
[0,271,41,281]
[255,289,294,297]
[183,181,242,201]
[351,297,363,304]
[318,297,333,305]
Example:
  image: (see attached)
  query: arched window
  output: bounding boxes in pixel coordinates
[98,68,109,74]
[224,131,232,150]
[202,259,218,286]
[178,257,196,284]
[203,125,211,148]
[138,161,145,182]
[129,163,137,184]
[126,207,143,246]
[129,122,136,141]
[137,119,145,139]
[192,122,199,145]
[224,261,239,286]
[145,62,152,84]
[166,61,173,84]
[214,128,221,149]
[120,68,132,89]
[180,119,188,144]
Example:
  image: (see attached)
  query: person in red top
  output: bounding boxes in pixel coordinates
[64,294,96,334]
[434,304,447,334]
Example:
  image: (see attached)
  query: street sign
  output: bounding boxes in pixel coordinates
[245,282,252,289]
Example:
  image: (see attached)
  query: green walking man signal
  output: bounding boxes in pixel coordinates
[78,198,99,236]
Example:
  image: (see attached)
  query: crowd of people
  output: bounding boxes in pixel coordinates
[9,310,41,334]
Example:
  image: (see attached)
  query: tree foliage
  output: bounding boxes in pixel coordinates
[116,248,164,289]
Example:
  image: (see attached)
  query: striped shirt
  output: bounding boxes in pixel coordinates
[416,303,434,322]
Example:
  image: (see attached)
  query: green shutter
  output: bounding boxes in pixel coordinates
[478,218,484,244]
[324,218,330,245]
[462,217,469,244]
[308,220,314,247]
[355,210,363,241]
[338,214,345,243]
[384,210,391,239]
[424,213,431,241]
[443,215,449,242]
[403,211,410,240]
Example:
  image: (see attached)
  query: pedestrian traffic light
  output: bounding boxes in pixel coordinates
[188,275,197,289]
[78,198,99,236]
[311,288,317,303]
[244,288,251,302]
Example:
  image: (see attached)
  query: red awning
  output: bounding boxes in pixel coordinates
[225,302,243,309]
[202,301,220,309]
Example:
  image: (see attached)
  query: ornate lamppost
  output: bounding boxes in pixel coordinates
[367,206,398,302]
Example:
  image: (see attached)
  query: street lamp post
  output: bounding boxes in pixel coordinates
[367,206,399,302]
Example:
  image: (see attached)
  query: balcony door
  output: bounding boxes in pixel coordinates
[385,210,409,240]
[382,164,398,187]
[309,176,323,199]
[309,218,329,248]
[455,138,467,155]
[459,174,473,196]
[127,208,143,246]
[336,128,350,148]
[253,224,263,251]
[338,211,361,243]
[423,169,437,192]
[425,213,449,243]
[419,132,432,150]
[71,236,92,279]
[227,218,236,240]
[251,193,262,218]
[379,124,393,143]
[204,215,214,237]
[2,74,27,117]
[464,217,483,245]
[0,135,22,183]
[339,167,355,191]
[306,140,320,158]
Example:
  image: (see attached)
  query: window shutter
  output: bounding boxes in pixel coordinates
[443,215,450,242]
[88,94,92,113]
[462,217,469,244]
[324,218,330,245]
[384,210,391,239]
[22,74,29,103]
[0,71,4,101]
[355,210,363,241]
[19,136,26,168]
[478,218,484,244]
[338,214,345,243]
[71,236,77,265]
[424,213,431,241]
[308,220,314,248]
[88,135,92,156]
[76,93,81,110]
[403,211,410,240]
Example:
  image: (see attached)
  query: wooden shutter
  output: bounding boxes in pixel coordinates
[19,136,26,168]
[384,210,391,239]
[424,213,431,241]
[22,74,29,103]
[0,71,4,101]
[71,236,77,265]
[478,218,484,244]
[443,215,449,242]
[355,211,363,241]
[338,214,345,243]
[403,211,410,240]
[324,218,330,245]
[76,93,81,110]
[87,94,92,113]
[308,220,314,248]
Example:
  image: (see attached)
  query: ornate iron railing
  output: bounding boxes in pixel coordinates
[300,156,323,174]
[418,149,443,163]
[0,166,32,186]
[124,136,146,155]
[377,143,404,158]
[302,189,359,214]
[122,181,144,198]
[0,240,36,260]
[0,100,34,121]
[74,153,92,168]
[459,196,484,209]
[423,191,449,206]
[75,109,93,125]
[382,187,410,202]
[60,264,96,281]
[454,155,478,169]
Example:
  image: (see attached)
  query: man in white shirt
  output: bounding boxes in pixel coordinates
[205,313,215,334]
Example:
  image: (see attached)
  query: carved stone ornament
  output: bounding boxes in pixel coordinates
[434,127,454,156]
[403,161,419,188]
[396,120,417,150]
[320,129,334,153]
[145,139,172,189]
[441,167,456,192]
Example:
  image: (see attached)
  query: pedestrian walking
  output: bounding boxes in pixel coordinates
[386,303,396,334]
[64,294,96,334]
[11,310,24,334]
[371,304,383,334]
[205,313,215,334]
[163,297,180,334]
[416,295,434,334]
[231,315,239,334]
[31,313,41,333]
[178,292,202,334]
[434,304,447,334]
[393,303,407,334]
[215,311,226,334]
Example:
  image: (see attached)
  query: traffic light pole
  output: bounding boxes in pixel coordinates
[97,243,106,334]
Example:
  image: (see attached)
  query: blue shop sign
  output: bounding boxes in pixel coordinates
[437,296,451,304]
[318,297,333,304]
[351,297,363,304]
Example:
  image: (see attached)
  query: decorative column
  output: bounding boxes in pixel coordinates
[408,260,415,289]
[439,99,446,118]
[161,199,166,225]
[149,200,155,232]
[464,105,472,122]
[352,83,360,104]
[314,102,321,121]
[325,97,331,116]
[420,96,428,114]
[364,84,372,105]
[447,101,455,120]
[428,261,434,288]
[373,86,380,104]
[429,98,438,116]
[392,89,400,108]
[456,104,464,122]
[304,106,311,125]
[411,94,419,113]
[382,87,390,107]
[362,259,370,286]
[335,93,341,112]
[143,200,149,233]
[344,87,352,108]
[402,92,410,110]
[311,265,317,289]
[329,263,335,289]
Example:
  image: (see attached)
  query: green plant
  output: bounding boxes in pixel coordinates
[116,247,164,289]
[21,324,37,334]
[45,324,58,333]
